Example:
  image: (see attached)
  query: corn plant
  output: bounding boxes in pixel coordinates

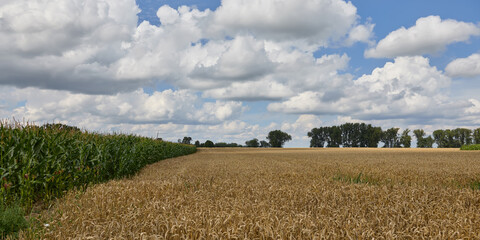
[0,121,196,209]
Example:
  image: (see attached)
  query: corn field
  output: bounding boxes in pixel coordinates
[30,148,480,239]
[0,121,196,209]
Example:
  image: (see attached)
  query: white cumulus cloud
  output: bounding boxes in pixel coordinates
[0,0,142,94]
[2,87,245,126]
[365,16,480,58]
[445,53,480,78]
[268,56,472,121]
[0,0,374,95]
[212,0,369,50]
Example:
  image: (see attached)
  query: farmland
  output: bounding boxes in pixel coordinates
[0,122,196,217]
[26,148,480,239]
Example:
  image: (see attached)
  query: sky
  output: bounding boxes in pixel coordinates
[0,0,479,147]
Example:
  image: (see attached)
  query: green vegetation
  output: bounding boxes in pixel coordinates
[413,129,434,148]
[309,124,480,148]
[461,144,480,150]
[203,140,214,148]
[0,121,196,209]
[267,130,292,148]
[469,180,480,190]
[434,128,473,148]
[307,123,398,148]
[0,205,28,238]
[194,139,242,147]
[245,138,260,147]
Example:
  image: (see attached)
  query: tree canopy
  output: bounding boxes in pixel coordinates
[308,123,387,148]
[204,140,214,148]
[245,138,260,147]
[259,140,271,148]
[182,136,192,145]
[267,130,292,148]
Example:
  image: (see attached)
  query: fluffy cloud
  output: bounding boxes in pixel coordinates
[116,1,367,91]
[188,36,275,84]
[114,6,210,84]
[2,87,245,126]
[466,99,480,114]
[268,56,471,121]
[0,0,138,55]
[445,53,480,78]
[0,0,374,96]
[344,22,375,46]
[365,16,480,58]
[203,79,294,101]
[268,91,357,115]
[281,115,322,141]
[0,0,143,94]
[213,0,359,47]
[203,50,352,100]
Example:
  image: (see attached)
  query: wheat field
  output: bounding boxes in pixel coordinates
[28,148,480,239]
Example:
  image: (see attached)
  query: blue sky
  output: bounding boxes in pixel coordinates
[0,0,479,147]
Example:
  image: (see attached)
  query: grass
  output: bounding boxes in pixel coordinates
[23,148,480,239]
[469,180,480,190]
[0,205,28,238]
[461,144,480,150]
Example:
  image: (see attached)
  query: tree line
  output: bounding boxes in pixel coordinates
[308,123,480,148]
[177,125,480,148]
[179,137,242,148]
[180,130,293,148]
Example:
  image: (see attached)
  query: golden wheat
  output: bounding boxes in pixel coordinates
[25,148,480,239]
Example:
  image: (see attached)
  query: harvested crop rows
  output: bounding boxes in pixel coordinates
[37,148,480,239]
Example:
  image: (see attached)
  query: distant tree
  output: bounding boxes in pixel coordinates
[433,129,447,148]
[357,123,369,147]
[414,129,434,148]
[267,130,292,148]
[433,129,460,148]
[399,129,412,148]
[424,136,434,148]
[260,140,271,148]
[327,126,342,147]
[339,123,360,147]
[227,143,241,147]
[456,128,472,146]
[182,136,192,145]
[365,125,383,148]
[215,142,228,147]
[413,129,425,148]
[308,127,328,148]
[194,140,200,147]
[474,128,480,144]
[433,128,472,148]
[447,129,460,147]
[381,127,400,148]
[414,129,427,148]
[214,142,241,147]
[245,138,260,147]
[204,140,214,148]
